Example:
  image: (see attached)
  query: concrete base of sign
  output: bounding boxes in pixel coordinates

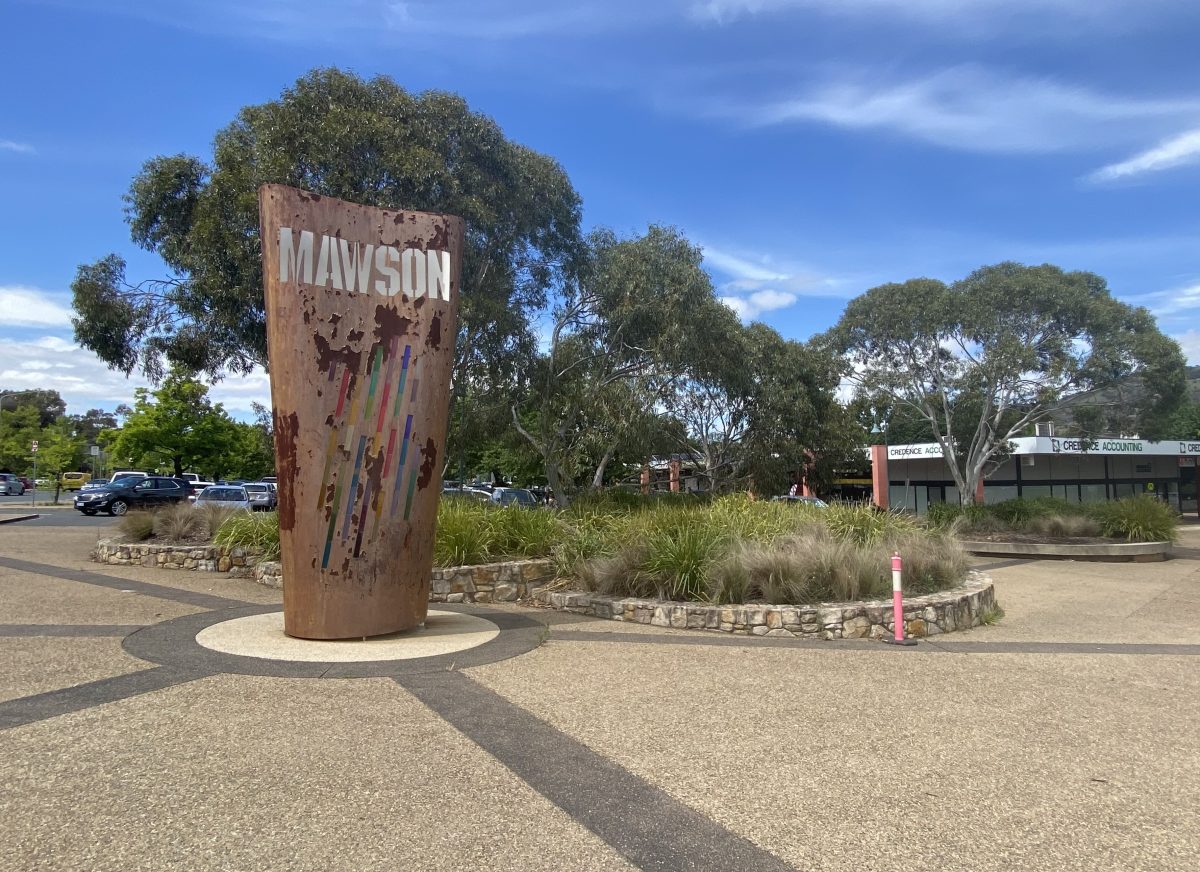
[196,609,499,662]
[961,540,1172,562]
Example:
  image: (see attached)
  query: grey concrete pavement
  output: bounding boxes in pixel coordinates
[0,515,1198,870]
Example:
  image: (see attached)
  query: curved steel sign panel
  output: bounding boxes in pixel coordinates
[259,184,462,639]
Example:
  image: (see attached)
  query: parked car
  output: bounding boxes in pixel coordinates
[110,470,149,483]
[17,476,34,491]
[74,475,192,516]
[0,473,25,495]
[59,471,91,491]
[193,485,252,513]
[442,486,493,503]
[770,495,829,508]
[243,482,278,511]
[81,473,145,492]
[186,480,215,501]
[489,487,539,508]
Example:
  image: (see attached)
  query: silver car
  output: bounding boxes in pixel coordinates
[0,473,25,495]
[193,485,252,512]
[243,482,278,511]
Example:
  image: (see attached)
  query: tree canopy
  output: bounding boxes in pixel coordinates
[109,370,271,480]
[71,67,582,384]
[825,262,1186,503]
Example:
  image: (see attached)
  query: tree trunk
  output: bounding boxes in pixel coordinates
[591,444,617,490]
[546,460,568,509]
[172,455,183,477]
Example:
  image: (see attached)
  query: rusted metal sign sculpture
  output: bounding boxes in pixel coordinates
[259,184,463,639]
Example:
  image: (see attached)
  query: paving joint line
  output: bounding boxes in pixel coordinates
[0,666,213,731]
[0,624,145,637]
[396,670,795,872]
[0,555,254,611]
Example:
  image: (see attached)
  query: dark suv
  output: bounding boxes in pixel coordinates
[74,476,193,516]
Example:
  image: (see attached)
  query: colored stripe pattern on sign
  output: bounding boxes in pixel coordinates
[319,342,421,569]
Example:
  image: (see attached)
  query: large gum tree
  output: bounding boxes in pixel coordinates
[70,68,583,393]
[825,262,1186,505]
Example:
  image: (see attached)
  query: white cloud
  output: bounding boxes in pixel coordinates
[0,334,271,419]
[1175,330,1200,365]
[0,287,75,327]
[1142,281,1200,318]
[704,242,850,321]
[721,66,1200,154]
[1087,128,1200,183]
[719,288,799,321]
[0,139,35,154]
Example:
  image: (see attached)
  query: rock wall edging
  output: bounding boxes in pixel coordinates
[534,574,995,639]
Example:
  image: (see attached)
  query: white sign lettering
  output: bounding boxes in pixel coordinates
[278,227,452,301]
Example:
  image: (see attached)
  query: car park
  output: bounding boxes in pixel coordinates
[0,473,25,495]
[74,475,192,516]
[243,482,278,511]
[193,485,252,512]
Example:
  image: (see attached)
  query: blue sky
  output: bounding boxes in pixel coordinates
[3,0,1199,417]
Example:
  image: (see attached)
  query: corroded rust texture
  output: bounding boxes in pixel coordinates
[259,184,462,639]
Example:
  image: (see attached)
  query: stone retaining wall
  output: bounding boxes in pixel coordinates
[534,574,995,639]
[253,558,558,603]
[93,538,261,574]
[962,539,1171,563]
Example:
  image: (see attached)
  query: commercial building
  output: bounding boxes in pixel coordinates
[870,436,1200,516]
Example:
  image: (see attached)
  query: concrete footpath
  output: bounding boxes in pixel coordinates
[0,517,1197,871]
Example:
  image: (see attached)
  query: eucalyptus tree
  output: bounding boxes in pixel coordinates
[71,68,582,390]
[512,226,740,504]
[826,262,1185,504]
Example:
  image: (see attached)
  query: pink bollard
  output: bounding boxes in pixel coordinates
[883,550,918,646]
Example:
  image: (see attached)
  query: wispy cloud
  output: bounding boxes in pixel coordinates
[0,139,35,154]
[716,66,1200,154]
[1087,128,1200,183]
[1174,329,1200,365]
[719,289,798,321]
[0,330,270,417]
[689,0,1171,28]
[703,242,850,321]
[0,287,74,327]
[1140,281,1200,318]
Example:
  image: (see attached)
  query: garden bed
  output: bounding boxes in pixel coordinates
[535,575,995,639]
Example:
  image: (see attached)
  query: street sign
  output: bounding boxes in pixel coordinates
[90,445,101,456]
[30,440,38,453]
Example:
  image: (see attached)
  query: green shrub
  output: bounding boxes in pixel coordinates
[1027,514,1101,538]
[825,502,916,544]
[118,511,154,541]
[213,511,281,558]
[577,501,967,606]
[487,507,565,559]
[152,502,204,542]
[950,510,1009,536]
[434,499,495,567]
[925,502,963,529]
[641,521,723,600]
[196,502,238,538]
[1088,496,1178,543]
